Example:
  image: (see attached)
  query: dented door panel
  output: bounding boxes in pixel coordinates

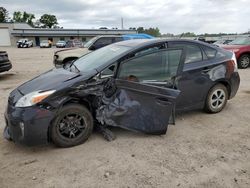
[96,79,180,134]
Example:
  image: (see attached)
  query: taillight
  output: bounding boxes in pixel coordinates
[226,53,238,77]
[227,60,235,76]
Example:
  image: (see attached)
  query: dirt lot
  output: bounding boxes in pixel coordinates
[0,47,249,188]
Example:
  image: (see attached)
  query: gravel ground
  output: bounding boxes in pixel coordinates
[0,47,250,188]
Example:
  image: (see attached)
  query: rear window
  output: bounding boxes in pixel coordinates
[202,46,217,59]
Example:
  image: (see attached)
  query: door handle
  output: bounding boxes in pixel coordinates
[155,97,172,106]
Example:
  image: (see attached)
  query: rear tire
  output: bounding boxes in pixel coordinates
[238,54,250,69]
[50,104,93,147]
[204,84,228,113]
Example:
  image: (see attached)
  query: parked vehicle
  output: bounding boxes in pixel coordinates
[4,39,240,147]
[40,40,52,48]
[213,39,233,45]
[0,51,12,73]
[194,37,206,42]
[65,39,82,48]
[16,38,33,48]
[54,34,154,67]
[56,40,66,48]
[221,36,250,69]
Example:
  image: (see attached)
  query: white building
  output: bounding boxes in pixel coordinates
[0,23,137,46]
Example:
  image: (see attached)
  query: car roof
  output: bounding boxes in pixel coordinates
[115,38,216,48]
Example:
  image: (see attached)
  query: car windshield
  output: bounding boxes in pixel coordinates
[41,40,48,43]
[57,41,65,43]
[83,37,98,48]
[229,37,250,45]
[73,44,130,72]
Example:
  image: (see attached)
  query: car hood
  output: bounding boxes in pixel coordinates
[221,44,246,50]
[16,68,97,95]
[55,47,90,56]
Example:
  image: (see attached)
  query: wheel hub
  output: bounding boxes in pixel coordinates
[241,56,250,67]
[58,114,86,139]
[211,89,225,109]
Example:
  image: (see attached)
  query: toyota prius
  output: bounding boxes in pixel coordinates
[4,39,240,147]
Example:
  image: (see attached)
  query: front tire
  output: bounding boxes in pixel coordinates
[50,104,93,147]
[204,84,228,113]
[238,54,250,69]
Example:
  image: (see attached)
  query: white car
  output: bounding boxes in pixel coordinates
[40,40,51,48]
[16,38,33,48]
[56,40,66,48]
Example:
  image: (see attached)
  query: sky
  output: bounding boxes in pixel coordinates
[1,0,250,34]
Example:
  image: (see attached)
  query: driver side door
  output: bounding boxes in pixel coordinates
[96,48,185,134]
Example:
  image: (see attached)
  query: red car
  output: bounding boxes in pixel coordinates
[221,36,250,69]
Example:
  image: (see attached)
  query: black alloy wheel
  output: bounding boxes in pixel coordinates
[50,104,93,147]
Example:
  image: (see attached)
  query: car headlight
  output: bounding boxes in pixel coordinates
[15,90,56,107]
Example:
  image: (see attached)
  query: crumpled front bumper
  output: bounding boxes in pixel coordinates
[4,104,56,146]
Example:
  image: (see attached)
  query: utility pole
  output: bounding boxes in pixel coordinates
[121,17,124,29]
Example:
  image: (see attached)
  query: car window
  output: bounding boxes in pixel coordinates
[94,38,113,49]
[134,43,166,57]
[84,37,98,48]
[202,46,217,59]
[101,64,117,77]
[171,43,202,63]
[118,49,182,83]
[114,37,123,42]
[73,44,130,72]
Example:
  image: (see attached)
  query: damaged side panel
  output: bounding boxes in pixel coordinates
[96,79,180,134]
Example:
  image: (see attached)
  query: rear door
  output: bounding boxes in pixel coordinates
[168,42,217,110]
[96,48,184,134]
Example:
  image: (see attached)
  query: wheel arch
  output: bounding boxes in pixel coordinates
[206,80,231,101]
[204,80,229,113]
[47,98,93,143]
[238,52,250,59]
[217,80,231,98]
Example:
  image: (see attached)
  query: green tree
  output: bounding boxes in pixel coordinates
[137,27,161,37]
[137,27,145,33]
[12,11,35,26]
[39,14,58,28]
[180,32,196,37]
[0,7,9,22]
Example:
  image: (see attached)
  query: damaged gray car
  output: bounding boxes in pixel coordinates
[4,39,240,147]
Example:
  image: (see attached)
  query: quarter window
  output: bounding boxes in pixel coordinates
[171,43,202,63]
[118,49,182,83]
[101,64,116,77]
[202,46,217,59]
